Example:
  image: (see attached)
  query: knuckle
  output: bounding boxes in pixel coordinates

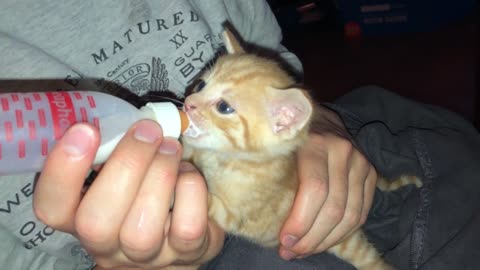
[175,239,204,254]
[33,207,68,231]
[359,212,368,226]
[75,219,114,244]
[288,214,308,231]
[283,216,309,240]
[176,223,205,243]
[122,249,155,263]
[116,154,142,171]
[309,132,327,142]
[33,206,52,225]
[308,176,328,196]
[171,225,206,253]
[356,155,370,169]
[153,169,177,185]
[293,242,311,255]
[120,232,163,256]
[343,209,361,227]
[324,204,345,223]
[337,139,353,153]
[112,147,155,173]
[315,240,333,252]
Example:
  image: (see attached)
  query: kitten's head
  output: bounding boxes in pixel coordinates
[182,29,313,157]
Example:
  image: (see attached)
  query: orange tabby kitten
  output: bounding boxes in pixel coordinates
[181,29,421,270]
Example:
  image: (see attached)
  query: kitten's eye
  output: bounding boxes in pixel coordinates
[216,100,235,114]
[194,79,206,92]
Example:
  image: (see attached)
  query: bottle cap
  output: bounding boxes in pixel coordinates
[145,102,183,138]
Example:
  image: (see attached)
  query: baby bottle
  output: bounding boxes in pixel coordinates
[0,91,189,175]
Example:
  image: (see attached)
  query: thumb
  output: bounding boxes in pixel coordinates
[33,123,100,233]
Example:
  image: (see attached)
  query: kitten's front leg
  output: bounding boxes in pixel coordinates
[208,193,242,233]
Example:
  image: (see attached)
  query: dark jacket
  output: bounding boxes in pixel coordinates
[204,86,480,270]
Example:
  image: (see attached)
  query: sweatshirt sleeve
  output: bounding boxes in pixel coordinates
[224,0,303,75]
[0,224,92,270]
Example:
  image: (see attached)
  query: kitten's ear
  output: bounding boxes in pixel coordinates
[267,87,313,138]
[223,28,245,54]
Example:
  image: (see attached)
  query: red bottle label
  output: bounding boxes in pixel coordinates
[46,92,77,139]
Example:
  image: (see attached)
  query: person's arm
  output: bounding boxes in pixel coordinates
[224,0,303,74]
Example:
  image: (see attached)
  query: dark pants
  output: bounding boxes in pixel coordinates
[203,86,480,270]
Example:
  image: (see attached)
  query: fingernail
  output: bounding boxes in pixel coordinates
[280,248,296,260]
[62,124,95,157]
[158,138,180,154]
[133,120,162,143]
[179,162,196,172]
[282,234,298,248]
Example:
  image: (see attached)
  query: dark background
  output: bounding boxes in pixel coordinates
[268,0,478,128]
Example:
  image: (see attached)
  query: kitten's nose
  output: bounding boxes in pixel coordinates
[184,102,197,111]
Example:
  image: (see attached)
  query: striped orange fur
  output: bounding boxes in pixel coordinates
[181,29,421,270]
[377,175,423,191]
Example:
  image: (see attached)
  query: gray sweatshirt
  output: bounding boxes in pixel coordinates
[0,1,301,269]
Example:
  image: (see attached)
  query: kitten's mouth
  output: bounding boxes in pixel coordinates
[183,119,203,138]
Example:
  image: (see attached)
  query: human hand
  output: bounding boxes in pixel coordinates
[279,131,377,260]
[33,120,224,269]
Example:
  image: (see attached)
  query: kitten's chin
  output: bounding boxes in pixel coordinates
[183,119,204,139]
[182,133,211,149]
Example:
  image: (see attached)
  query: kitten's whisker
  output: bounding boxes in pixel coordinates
[143,94,185,106]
